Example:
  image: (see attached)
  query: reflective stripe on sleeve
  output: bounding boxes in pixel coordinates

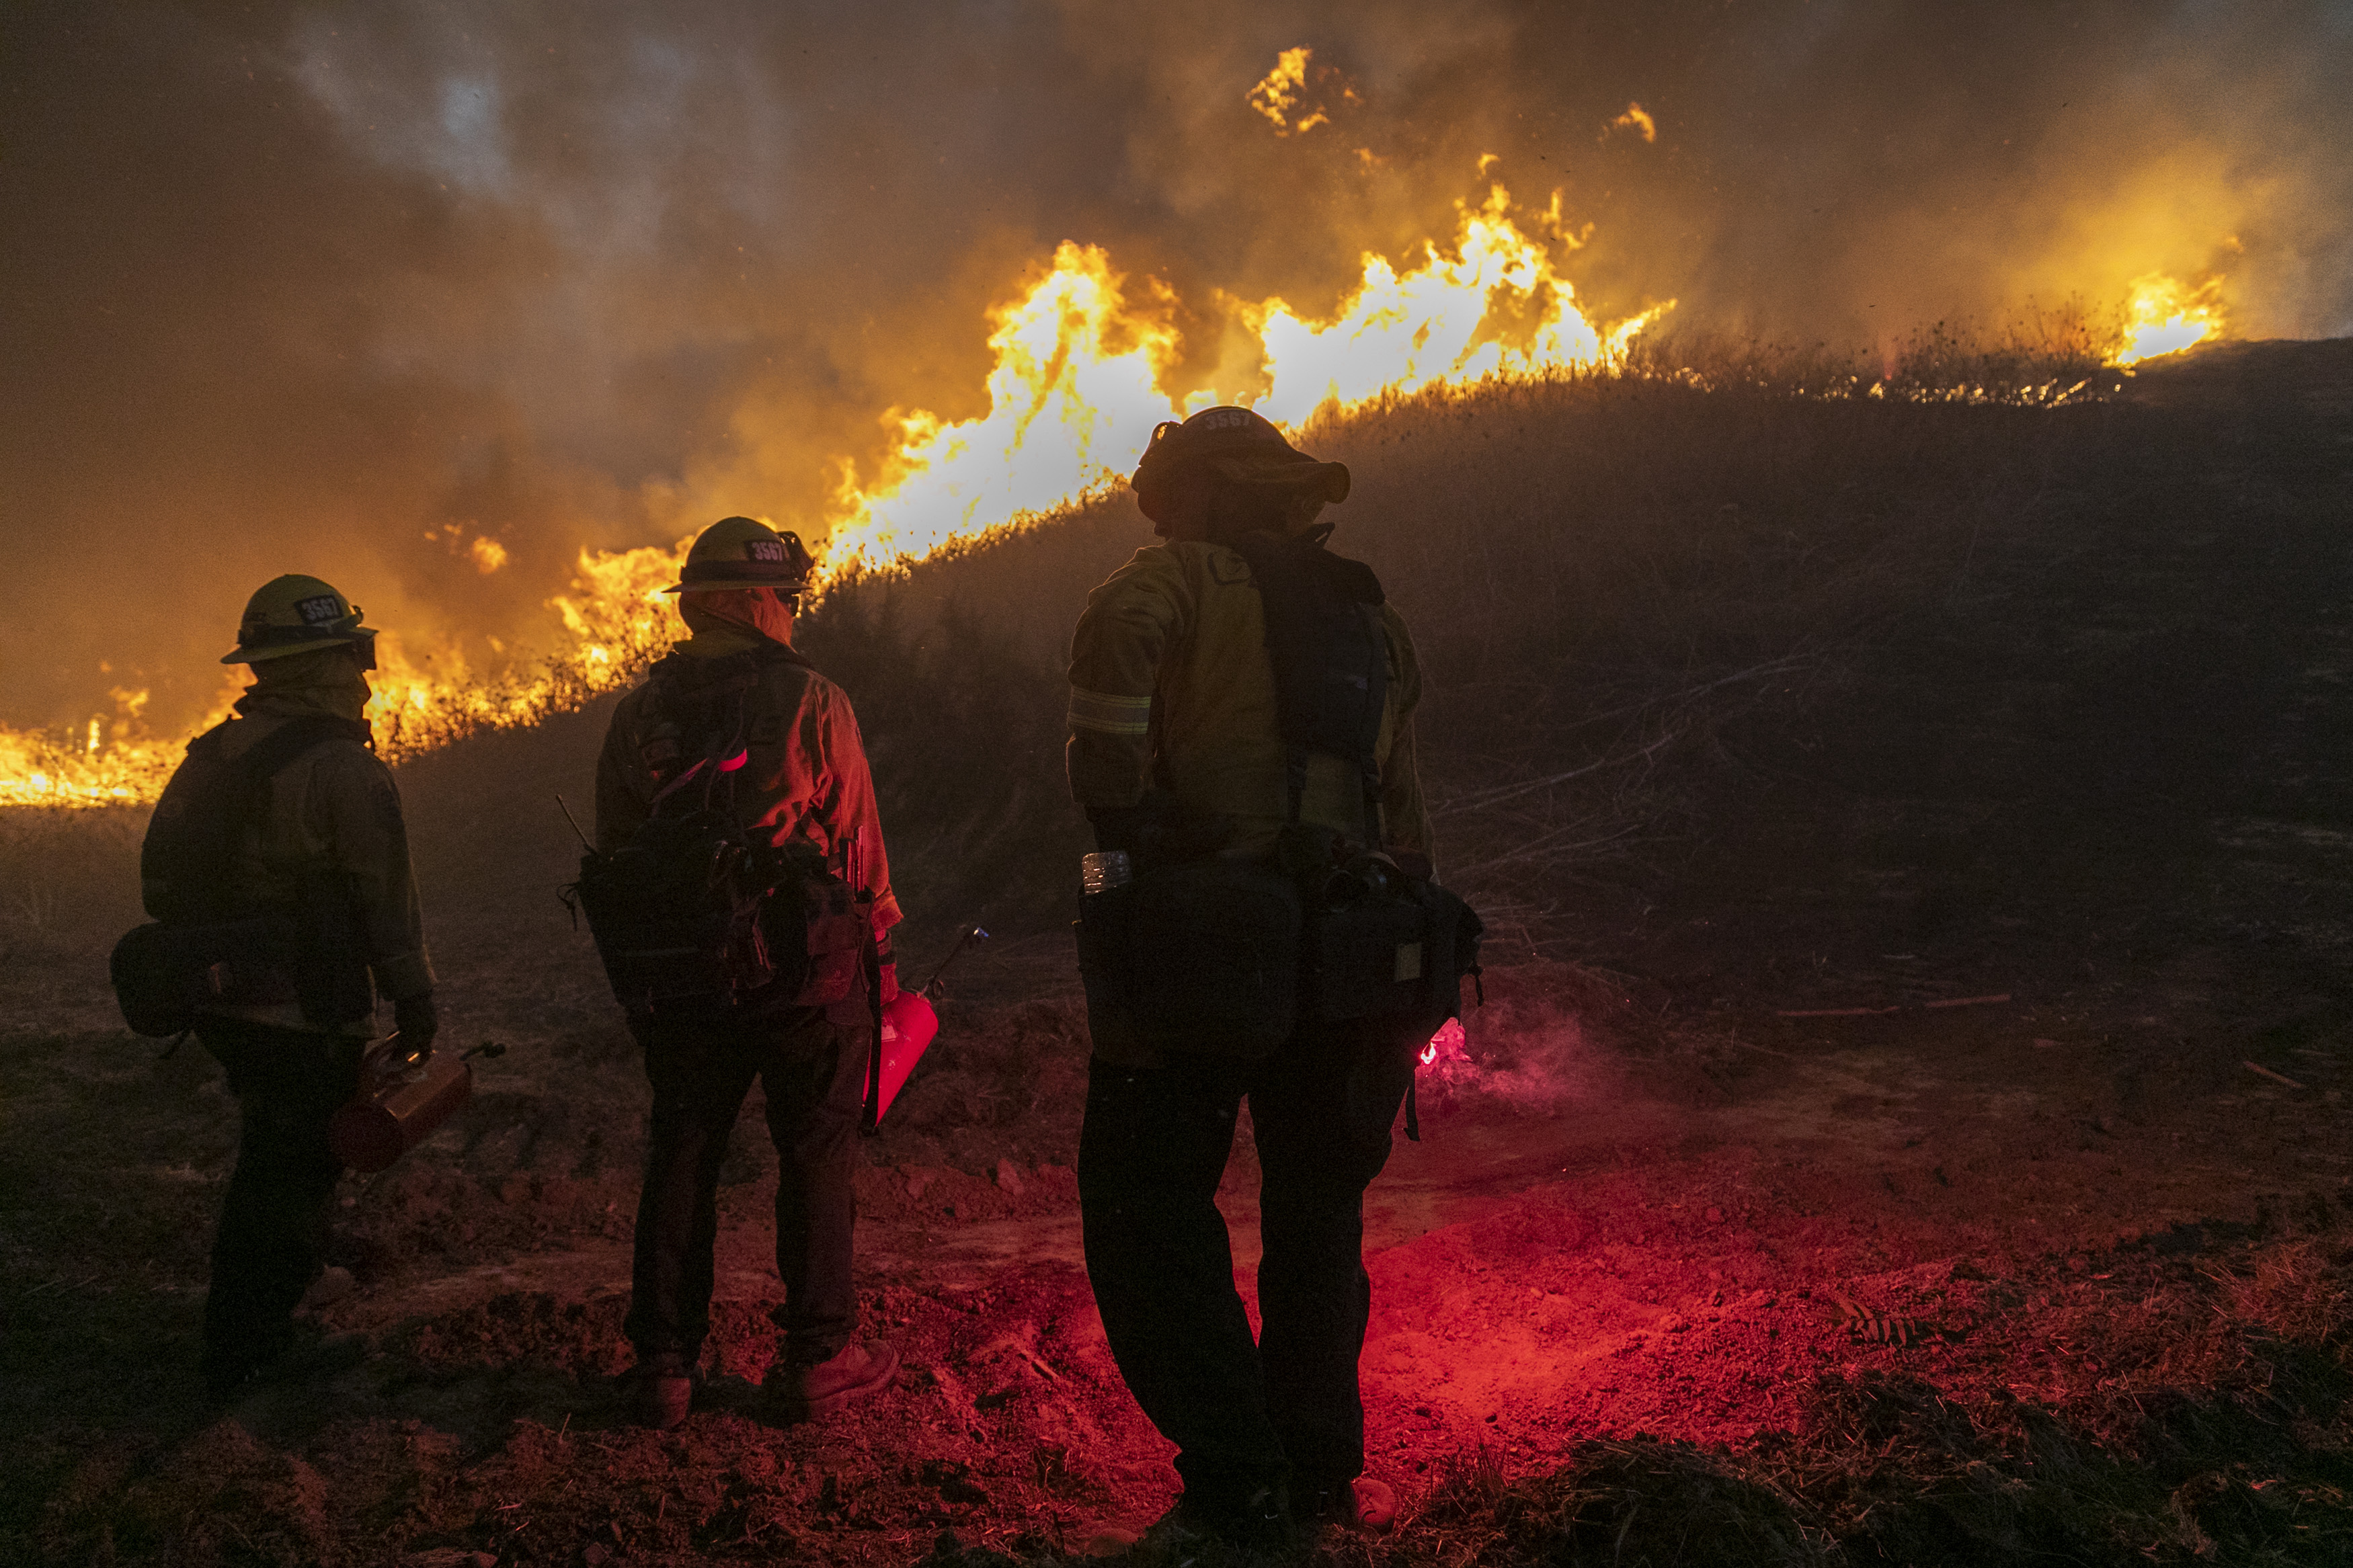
[1068,686,1152,736]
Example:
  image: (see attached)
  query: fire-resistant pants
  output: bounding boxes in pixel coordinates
[1077,1019,1419,1519]
[625,1003,869,1369]
[195,1018,365,1385]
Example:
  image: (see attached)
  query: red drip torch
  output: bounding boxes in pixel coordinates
[863,923,986,1124]
[870,991,938,1122]
[328,1037,504,1172]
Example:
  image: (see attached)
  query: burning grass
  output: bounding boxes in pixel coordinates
[0,306,2151,815]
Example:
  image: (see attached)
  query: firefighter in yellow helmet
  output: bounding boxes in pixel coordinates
[138,575,436,1397]
[1068,408,1466,1547]
[594,516,903,1429]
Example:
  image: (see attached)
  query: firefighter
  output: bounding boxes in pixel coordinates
[142,575,438,1397]
[1067,407,1435,1544]
[596,515,902,1430]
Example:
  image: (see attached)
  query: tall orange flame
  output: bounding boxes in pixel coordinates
[2,178,1660,808]
[812,181,1657,587]
[1250,184,1665,426]
[2112,271,2225,366]
[814,241,1184,590]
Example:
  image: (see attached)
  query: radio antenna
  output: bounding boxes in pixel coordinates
[554,792,594,852]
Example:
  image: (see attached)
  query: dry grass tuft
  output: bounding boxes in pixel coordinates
[2198,1240,2353,1352]
[1398,1439,1832,1568]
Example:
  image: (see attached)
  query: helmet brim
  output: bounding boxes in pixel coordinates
[662,581,805,596]
[220,624,381,665]
[1200,453,1351,501]
[1133,454,1351,526]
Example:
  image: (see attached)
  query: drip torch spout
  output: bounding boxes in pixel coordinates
[922,923,991,1000]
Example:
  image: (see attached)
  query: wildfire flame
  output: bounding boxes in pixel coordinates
[814,241,1183,590]
[1249,185,1667,426]
[817,179,1652,591]
[1,177,1659,809]
[0,546,685,809]
[2112,271,2225,366]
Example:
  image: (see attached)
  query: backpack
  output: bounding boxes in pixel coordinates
[1074,532,1483,1058]
[572,646,869,1016]
[1225,528,1483,1036]
[113,714,376,1036]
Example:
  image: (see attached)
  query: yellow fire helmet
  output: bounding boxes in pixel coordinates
[664,515,817,595]
[220,575,381,665]
[1129,405,1351,529]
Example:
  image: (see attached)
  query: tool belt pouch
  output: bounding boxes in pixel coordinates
[1074,882,1140,1055]
[574,811,766,1011]
[1080,860,1302,1059]
[1074,881,1137,1053]
[1414,878,1485,1034]
[111,914,285,1036]
[1304,894,1431,1024]
[1302,875,1485,1034]
[752,862,865,1011]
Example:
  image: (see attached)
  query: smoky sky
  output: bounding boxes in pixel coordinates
[5,0,2349,733]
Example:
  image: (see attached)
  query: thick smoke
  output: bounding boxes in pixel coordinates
[4,0,2348,733]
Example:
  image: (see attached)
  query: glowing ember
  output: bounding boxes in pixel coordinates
[2112,271,2225,366]
[1421,1018,1469,1070]
[1248,47,1315,133]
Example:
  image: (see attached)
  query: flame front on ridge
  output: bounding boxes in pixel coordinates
[0,174,1887,809]
[2113,272,2226,366]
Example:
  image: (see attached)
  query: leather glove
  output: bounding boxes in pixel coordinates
[393,991,440,1056]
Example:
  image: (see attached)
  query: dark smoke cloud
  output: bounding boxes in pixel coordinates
[5,0,2348,733]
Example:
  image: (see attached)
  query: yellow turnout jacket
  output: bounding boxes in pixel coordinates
[151,690,436,1034]
[1066,540,1433,866]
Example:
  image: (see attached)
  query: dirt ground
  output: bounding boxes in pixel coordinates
[5,341,2353,1566]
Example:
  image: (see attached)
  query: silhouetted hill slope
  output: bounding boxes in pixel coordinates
[8,340,2348,1034]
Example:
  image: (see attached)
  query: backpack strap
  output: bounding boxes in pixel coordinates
[219,714,376,864]
[142,714,373,925]
[639,641,830,825]
[235,714,374,779]
[1225,530,1390,841]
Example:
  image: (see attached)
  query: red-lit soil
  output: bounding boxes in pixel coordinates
[9,957,2350,1566]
